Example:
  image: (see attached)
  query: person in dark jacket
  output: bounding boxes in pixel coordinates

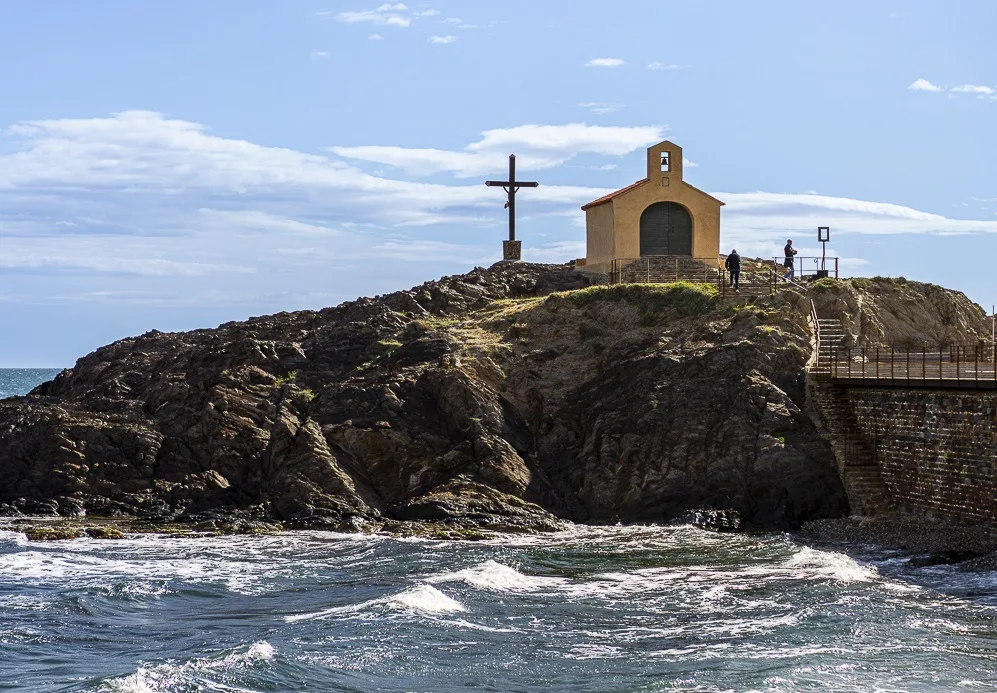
[724,249,741,291]
[782,239,798,281]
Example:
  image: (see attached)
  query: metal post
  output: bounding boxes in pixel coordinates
[509,154,516,242]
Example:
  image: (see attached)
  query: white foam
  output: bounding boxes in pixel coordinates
[427,560,566,592]
[0,530,28,547]
[286,584,465,622]
[388,584,466,613]
[783,546,879,583]
[0,535,313,595]
[99,640,274,692]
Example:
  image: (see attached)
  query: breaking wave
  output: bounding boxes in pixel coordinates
[427,559,567,592]
[97,641,274,692]
[286,584,465,622]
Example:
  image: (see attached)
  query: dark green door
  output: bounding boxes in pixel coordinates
[639,202,693,256]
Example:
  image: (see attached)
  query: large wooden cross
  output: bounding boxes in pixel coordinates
[485,154,538,243]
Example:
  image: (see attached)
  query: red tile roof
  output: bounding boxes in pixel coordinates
[580,179,648,211]
[580,178,726,210]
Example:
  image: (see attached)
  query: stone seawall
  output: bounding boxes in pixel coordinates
[847,388,997,522]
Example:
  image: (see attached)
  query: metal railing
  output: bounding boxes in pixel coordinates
[610,256,721,284]
[828,344,997,388]
[810,299,821,370]
[773,256,840,281]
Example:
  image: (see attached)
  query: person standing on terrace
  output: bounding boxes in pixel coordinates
[782,239,798,281]
[725,249,742,292]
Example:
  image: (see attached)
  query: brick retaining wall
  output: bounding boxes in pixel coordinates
[847,389,997,522]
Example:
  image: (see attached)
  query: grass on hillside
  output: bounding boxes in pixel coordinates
[552,282,719,325]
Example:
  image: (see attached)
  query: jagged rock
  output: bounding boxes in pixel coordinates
[674,508,743,532]
[1,264,985,533]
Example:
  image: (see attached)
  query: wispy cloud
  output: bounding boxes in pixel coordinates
[329,123,667,178]
[310,51,330,60]
[585,58,625,68]
[578,102,624,115]
[414,9,439,16]
[333,3,413,27]
[428,35,457,44]
[368,33,384,40]
[952,84,996,97]
[909,78,997,100]
[4,110,997,322]
[443,17,477,28]
[647,62,680,70]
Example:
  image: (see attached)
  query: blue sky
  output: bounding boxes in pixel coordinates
[1,0,995,366]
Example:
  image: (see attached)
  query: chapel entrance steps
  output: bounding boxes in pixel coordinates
[807,314,893,516]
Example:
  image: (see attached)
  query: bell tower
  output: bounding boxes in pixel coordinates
[646,140,683,188]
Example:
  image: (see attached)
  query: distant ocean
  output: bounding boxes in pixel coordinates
[0,368,64,399]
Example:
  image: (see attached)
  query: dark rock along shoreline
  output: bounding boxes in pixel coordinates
[0,263,991,549]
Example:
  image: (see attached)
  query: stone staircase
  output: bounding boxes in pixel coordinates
[814,318,845,374]
[807,316,893,516]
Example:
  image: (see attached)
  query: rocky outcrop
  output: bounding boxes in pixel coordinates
[0,263,889,532]
[810,276,990,348]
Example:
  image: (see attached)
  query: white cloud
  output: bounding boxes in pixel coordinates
[578,102,624,114]
[377,3,407,10]
[908,78,941,92]
[909,78,997,101]
[585,58,625,68]
[310,51,330,59]
[428,35,457,44]
[335,9,411,27]
[4,110,997,326]
[951,84,996,98]
[443,17,477,28]
[718,191,997,263]
[415,9,440,17]
[369,33,384,40]
[647,62,680,70]
[329,123,667,178]
[683,158,699,168]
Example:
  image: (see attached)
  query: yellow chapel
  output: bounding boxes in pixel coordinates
[575,140,724,275]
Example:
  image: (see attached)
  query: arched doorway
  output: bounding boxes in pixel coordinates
[639,202,693,256]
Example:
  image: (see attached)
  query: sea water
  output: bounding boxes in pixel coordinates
[0,368,63,400]
[2,527,997,691]
[2,373,997,692]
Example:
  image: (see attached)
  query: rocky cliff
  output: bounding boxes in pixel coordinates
[2,265,982,534]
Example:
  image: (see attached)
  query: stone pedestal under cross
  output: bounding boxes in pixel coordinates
[485,154,538,262]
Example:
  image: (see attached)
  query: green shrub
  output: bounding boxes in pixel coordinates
[273,370,297,386]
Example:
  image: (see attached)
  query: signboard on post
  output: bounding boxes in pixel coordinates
[817,226,830,278]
